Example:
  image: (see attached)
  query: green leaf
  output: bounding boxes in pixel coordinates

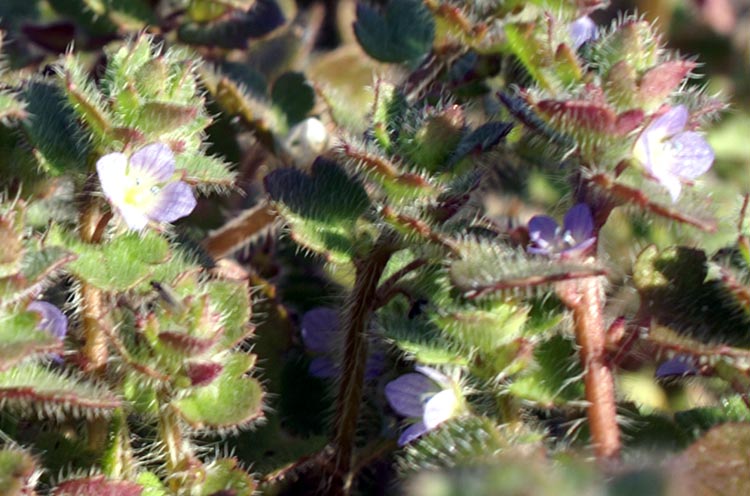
[0,310,63,371]
[207,280,253,348]
[22,81,89,176]
[178,0,285,49]
[172,353,263,430]
[449,239,605,300]
[271,72,315,128]
[508,335,584,406]
[47,227,170,291]
[0,91,27,123]
[354,0,435,63]
[198,458,256,496]
[174,153,236,188]
[431,301,528,354]
[0,362,120,417]
[264,158,372,263]
[0,246,76,304]
[674,396,750,441]
[135,101,201,134]
[634,246,750,347]
[449,121,513,166]
[0,448,36,495]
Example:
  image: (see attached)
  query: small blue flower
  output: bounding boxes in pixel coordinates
[569,16,597,50]
[528,203,595,258]
[633,105,714,202]
[301,307,384,379]
[97,143,197,230]
[385,366,461,446]
[656,356,698,378]
[28,301,67,340]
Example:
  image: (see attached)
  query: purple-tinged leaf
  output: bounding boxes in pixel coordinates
[639,60,695,105]
[186,361,224,386]
[54,475,143,496]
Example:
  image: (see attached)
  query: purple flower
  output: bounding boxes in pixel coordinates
[385,366,462,446]
[528,203,595,258]
[96,143,197,230]
[633,105,714,202]
[28,301,67,340]
[301,307,384,379]
[569,16,597,50]
[656,356,698,378]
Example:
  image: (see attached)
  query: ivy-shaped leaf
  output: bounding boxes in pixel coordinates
[354,0,435,63]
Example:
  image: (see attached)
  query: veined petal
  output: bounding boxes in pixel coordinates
[118,203,151,231]
[528,215,559,252]
[28,301,67,340]
[398,420,428,446]
[647,105,689,138]
[670,131,714,179]
[569,16,597,49]
[96,152,129,204]
[147,181,197,223]
[301,307,339,354]
[563,203,594,244]
[385,373,439,418]
[309,356,339,379]
[414,365,453,388]
[130,143,175,182]
[422,389,458,429]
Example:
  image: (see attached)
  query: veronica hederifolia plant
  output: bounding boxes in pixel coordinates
[0,33,263,493]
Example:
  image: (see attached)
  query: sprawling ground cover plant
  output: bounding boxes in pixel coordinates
[0,0,748,494]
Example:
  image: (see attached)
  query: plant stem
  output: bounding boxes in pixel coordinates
[158,402,199,492]
[330,240,393,494]
[561,275,621,461]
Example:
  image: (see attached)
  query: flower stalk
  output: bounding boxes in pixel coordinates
[330,238,394,494]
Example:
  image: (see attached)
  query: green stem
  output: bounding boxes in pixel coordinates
[158,401,200,492]
[330,239,394,494]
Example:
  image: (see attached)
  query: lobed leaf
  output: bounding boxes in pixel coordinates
[354,0,435,63]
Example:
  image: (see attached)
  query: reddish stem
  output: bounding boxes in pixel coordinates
[561,275,621,461]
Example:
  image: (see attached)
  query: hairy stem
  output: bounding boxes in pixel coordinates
[561,276,621,461]
[330,240,394,494]
[158,402,199,492]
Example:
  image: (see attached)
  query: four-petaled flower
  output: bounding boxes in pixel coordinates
[28,301,67,340]
[385,366,462,446]
[97,143,197,230]
[569,16,597,50]
[633,105,714,202]
[301,307,384,379]
[528,203,596,258]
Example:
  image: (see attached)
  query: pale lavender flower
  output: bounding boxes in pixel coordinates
[528,203,595,258]
[301,307,384,379]
[385,366,461,446]
[633,105,714,202]
[569,16,597,49]
[28,301,67,340]
[96,143,197,230]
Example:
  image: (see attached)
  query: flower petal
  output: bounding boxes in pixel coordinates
[569,16,597,49]
[118,204,151,230]
[528,215,559,253]
[562,203,594,245]
[656,357,698,378]
[647,105,689,138]
[385,373,439,418]
[96,152,129,204]
[670,131,714,180]
[309,357,339,379]
[28,301,67,340]
[414,365,452,388]
[398,420,428,446]
[130,143,175,182]
[301,307,339,353]
[423,389,458,429]
[147,181,197,223]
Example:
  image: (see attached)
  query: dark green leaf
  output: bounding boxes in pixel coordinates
[354,0,435,63]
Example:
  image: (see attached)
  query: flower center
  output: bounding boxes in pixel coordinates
[122,175,161,208]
